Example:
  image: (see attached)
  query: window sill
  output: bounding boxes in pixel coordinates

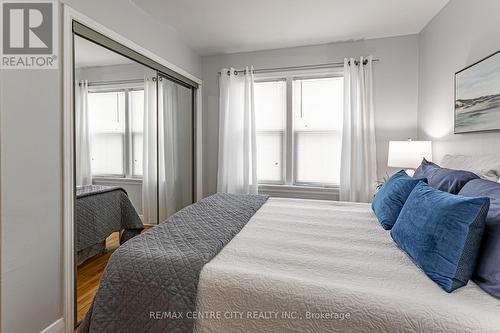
[92,177,143,185]
[258,184,339,201]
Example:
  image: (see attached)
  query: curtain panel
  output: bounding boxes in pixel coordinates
[217,67,258,194]
[142,76,158,224]
[75,80,92,186]
[340,56,378,203]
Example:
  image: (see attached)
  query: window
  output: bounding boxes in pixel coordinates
[88,87,144,178]
[293,77,343,185]
[254,74,343,187]
[254,80,286,183]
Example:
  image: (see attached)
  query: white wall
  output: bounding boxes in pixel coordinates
[418,0,500,161]
[1,68,63,333]
[201,35,419,196]
[0,1,201,332]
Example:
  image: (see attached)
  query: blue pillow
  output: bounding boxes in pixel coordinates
[414,158,479,194]
[459,178,500,298]
[391,181,489,292]
[372,170,426,230]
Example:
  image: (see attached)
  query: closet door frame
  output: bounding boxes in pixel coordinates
[62,5,203,332]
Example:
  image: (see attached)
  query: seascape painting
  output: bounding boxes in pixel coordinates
[455,50,500,134]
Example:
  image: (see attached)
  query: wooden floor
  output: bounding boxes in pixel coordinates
[76,232,120,324]
[76,227,150,326]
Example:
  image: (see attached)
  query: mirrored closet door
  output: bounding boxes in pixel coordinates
[73,24,196,326]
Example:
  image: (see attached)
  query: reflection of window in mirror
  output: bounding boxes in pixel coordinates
[88,88,145,178]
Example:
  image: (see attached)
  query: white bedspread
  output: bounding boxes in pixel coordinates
[194,198,500,333]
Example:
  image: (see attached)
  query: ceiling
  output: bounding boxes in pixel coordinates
[131,0,449,56]
[74,36,134,68]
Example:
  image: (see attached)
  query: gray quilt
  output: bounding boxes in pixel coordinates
[78,193,269,333]
[76,185,144,264]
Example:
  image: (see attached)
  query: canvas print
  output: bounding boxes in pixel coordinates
[455,50,500,133]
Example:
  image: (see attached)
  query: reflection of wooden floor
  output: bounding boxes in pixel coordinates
[76,232,120,325]
[76,228,150,327]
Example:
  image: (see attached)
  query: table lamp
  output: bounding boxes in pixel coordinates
[388,139,432,176]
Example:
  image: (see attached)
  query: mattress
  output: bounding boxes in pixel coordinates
[195,198,500,333]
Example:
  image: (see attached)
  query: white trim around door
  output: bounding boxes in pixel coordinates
[62,5,203,332]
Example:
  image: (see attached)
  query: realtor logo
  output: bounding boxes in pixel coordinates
[1,0,58,69]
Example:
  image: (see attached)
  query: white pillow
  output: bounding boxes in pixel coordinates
[440,154,500,182]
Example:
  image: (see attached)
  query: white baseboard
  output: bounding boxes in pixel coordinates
[40,318,65,333]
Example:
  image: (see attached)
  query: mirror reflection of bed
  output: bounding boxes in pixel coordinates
[74,35,194,326]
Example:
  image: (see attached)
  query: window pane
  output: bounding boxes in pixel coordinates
[255,80,286,183]
[88,91,125,133]
[91,133,124,175]
[129,90,144,176]
[255,80,286,130]
[132,133,143,177]
[256,132,283,182]
[293,77,343,131]
[293,77,343,185]
[130,90,144,132]
[88,91,125,176]
[295,131,342,185]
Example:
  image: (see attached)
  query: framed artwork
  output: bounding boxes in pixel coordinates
[455,50,500,134]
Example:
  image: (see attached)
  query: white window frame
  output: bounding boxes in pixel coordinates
[88,82,144,180]
[254,68,343,199]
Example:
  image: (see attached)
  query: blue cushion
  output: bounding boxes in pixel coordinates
[459,178,500,298]
[391,181,489,292]
[414,158,479,194]
[372,170,426,230]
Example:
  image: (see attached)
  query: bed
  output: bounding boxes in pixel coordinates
[78,193,500,333]
[76,185,144,265]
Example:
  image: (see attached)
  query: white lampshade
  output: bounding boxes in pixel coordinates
[388,140,433,169]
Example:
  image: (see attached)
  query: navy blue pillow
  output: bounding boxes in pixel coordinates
[391,181,489,292]
[372,170,425,230]
[459,178,500,298]
[414,158,479,194]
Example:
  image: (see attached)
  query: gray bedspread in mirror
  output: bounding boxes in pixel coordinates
[76,185,144,265]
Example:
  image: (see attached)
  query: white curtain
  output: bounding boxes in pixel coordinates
[340,56,378,203]
[75,80,92,186]
[142,75,158,224]
[158,79,180,221]
[217,67,258,194]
